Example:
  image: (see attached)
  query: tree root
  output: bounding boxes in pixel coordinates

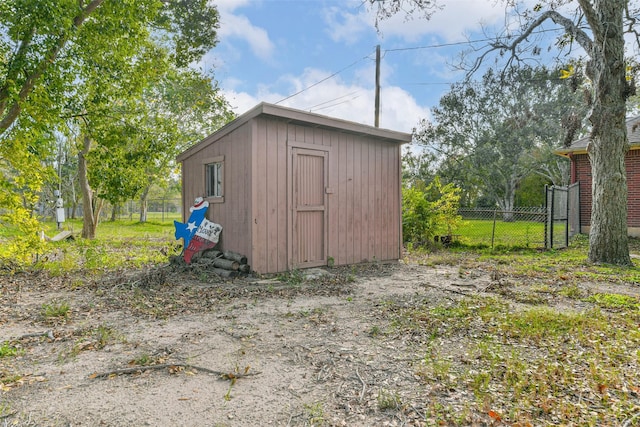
[89,363,260,380]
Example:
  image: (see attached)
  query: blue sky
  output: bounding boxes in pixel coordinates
[201,0,539,133]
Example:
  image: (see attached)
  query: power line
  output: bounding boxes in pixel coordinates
[274,28,566,106]
[304,90,362,111]
[274,50,374,105]
[384,28,564,53]
[310,95,363,113]
[384,37,495,52]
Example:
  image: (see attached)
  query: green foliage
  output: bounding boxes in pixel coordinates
[587,293,640,310]
[455,218,545,248]
[0,342,19,358]
[41,299,71,320]
[277,269,305,286]
[303,401,326,425]
[0,126,58,265]
[515,174,551,206]
[20,219,178,275]
[402,176,462,245]
[415,66,583,209]
[0,0,231,248]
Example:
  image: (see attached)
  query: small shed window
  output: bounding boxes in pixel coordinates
[205,159,224,199]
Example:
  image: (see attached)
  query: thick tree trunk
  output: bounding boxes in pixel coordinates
[71,200,77,220]
[585,0,631,265]
[497,174,517,222]
[79,134,97,239]
[139,186,150,223]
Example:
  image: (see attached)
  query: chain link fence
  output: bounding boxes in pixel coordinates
[457,207,548,249]
[111,198,183,222]
[48,198,183,223]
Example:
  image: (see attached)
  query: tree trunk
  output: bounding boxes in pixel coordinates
[139,186,150,223]
[78,135,97,239]
[584,0,631,265]
[498,174,517,222]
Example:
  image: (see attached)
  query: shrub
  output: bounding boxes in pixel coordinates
[402,177,462,246]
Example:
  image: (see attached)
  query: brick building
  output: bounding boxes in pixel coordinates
[555,116,640,236]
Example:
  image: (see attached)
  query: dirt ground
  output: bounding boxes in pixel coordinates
[0,259,638,426]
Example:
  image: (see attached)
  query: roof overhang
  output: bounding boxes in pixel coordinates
[555,115,640,158]
[177,102,413,162]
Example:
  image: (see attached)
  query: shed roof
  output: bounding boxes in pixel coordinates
[556,115,640,157]
[177,102,413,162]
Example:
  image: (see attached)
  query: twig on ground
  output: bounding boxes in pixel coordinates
[89,363,260,380]
[355,368,366,402]
[422,282,472,296]
[8,330,54,341]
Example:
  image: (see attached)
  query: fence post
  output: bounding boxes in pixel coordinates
[550,186,556,249]
[491,209,497,248]
[565,186,570,247]
[544,185,548,249]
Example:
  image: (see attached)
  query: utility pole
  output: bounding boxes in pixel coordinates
[374,44,380,128]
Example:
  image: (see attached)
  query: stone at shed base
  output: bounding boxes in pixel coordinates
[303,268,335,281]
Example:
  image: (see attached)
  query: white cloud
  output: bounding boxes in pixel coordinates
[212,0,275,61]
[222,67,430,134]
[217,13,275,61]
[213,0,254,11]
[324,0,508,44]
[322,6,371,45]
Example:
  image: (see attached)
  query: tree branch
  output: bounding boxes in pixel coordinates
[0,27,36,116]
[0,0,106,134]
[577,0,601,36]
[468,10,594,77]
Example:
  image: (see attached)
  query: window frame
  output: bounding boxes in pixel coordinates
[203,155,224,203]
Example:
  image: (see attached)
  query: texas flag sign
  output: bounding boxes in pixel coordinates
[174,197,222,264]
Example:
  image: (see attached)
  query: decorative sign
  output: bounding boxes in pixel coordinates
[174,197,222,264]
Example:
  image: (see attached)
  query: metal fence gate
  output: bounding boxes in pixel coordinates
[545,182,580,249]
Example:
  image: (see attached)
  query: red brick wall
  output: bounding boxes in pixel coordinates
[572,149,640,228]
[627,150,640,227]
[573,154,592,227]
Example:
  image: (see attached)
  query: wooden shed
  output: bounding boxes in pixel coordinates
[176,102,412,273]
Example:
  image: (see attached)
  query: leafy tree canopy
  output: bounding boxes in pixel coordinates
[373,0,639,265]
[0,0,226,256]
[414,65,582,212]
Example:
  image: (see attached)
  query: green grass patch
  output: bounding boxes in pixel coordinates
[4,218,183,275]
[500,307,605,342]
[456,218,545,248]
[385,291,640,425]
[586,293,640,310]
[0,342,19,358]
[41,299,71,321]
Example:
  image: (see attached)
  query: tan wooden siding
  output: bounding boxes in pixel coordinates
[252,117,289,273]
[181,111,403,274]
[180,124,253,266]
[254,117,402,270]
